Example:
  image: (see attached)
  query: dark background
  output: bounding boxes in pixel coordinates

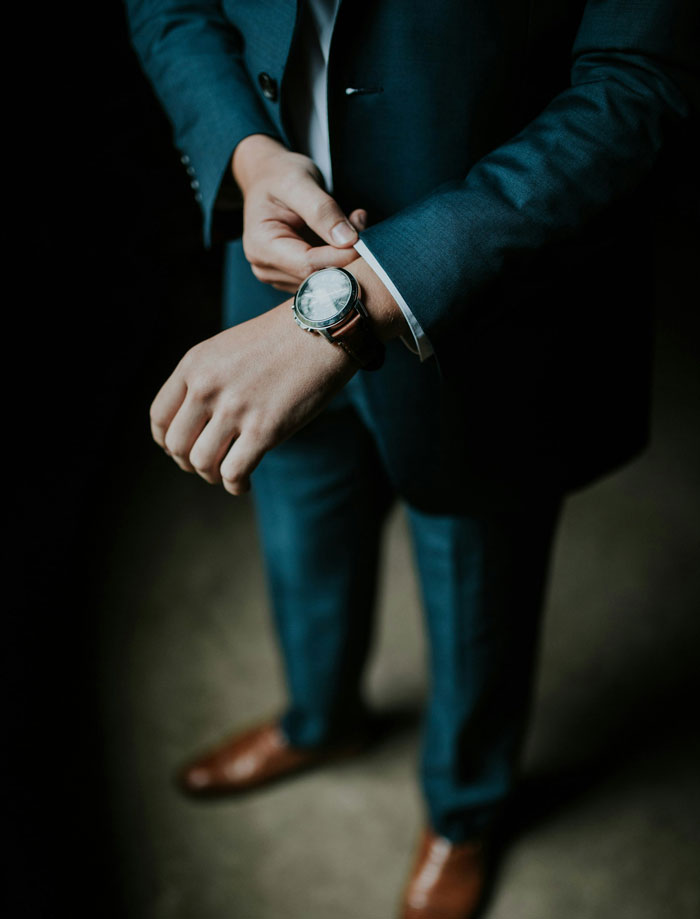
[11,3,698,916]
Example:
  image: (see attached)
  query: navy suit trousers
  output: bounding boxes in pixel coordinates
[249,380,561,843]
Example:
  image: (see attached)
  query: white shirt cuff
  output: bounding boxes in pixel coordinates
[354,239,434,362]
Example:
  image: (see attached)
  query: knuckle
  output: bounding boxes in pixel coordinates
[164,438,181,460]
[221,472,242,493]
[243,412,269,444]
[190,451,219,482]
[181,343,198,366]
[299,255,315,278]
[169,448,187,464]
[242,237,258,265]
[194,466,216,484]
[225,478,250,497]
[249,425,277,456]
[218,398,243,425]
[189,453,209,476]
[149,407,166,430]
[310,196,336,225]
[187,376,215,403]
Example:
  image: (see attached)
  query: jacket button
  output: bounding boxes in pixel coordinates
[258,72,278,101]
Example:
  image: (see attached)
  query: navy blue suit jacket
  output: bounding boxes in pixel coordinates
[127,0,699,511]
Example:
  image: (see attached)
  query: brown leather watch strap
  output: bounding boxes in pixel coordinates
[329,309,385,370]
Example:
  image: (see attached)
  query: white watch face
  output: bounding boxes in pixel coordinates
[296,268,353,325]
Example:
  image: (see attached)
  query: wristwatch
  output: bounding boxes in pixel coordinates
[292,267,385,370]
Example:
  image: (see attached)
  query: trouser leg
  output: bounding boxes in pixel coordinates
[250,398,394,749]
[406,498,562,843]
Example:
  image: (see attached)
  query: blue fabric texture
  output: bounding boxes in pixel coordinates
[250,398,561,842]
[125,0,698,509]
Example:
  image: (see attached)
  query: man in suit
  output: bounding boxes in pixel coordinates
[126,1,698,915]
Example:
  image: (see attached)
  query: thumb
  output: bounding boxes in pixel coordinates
[284,172,358,248]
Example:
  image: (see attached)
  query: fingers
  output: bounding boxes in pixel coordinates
[348,208,368,231]
[158,398,269,495]
[189,415,239,484]
[219,428,268,496]
[305,244,361,271]
[282,172,359,249]
[250,234,360,286]
[183,420,267,493]
[247,233,311,284]
[162,392,211,473]
[150,374,187,448]
[249,263,300,292]
[242,162,368,287]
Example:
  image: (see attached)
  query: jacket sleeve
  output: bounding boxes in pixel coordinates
[359,0,699,369]
[125,0,283,246]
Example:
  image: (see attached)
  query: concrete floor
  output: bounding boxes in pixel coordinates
[97,229,700,918]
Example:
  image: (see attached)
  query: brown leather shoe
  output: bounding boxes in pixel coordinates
[177,718,369,796]
[398,827,487,919]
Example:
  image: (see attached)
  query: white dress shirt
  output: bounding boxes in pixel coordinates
[289,0,434,361]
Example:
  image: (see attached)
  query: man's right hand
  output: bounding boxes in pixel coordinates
[232,133,367,293]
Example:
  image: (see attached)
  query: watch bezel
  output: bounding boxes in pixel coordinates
[293,267,360,331]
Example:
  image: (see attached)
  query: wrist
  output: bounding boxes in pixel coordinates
[231,133,288,196]
[292,266,386,370]
[345,259,411,344]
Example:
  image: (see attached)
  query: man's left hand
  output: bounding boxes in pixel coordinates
[150,298,357,494]
[150,260,409,493]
